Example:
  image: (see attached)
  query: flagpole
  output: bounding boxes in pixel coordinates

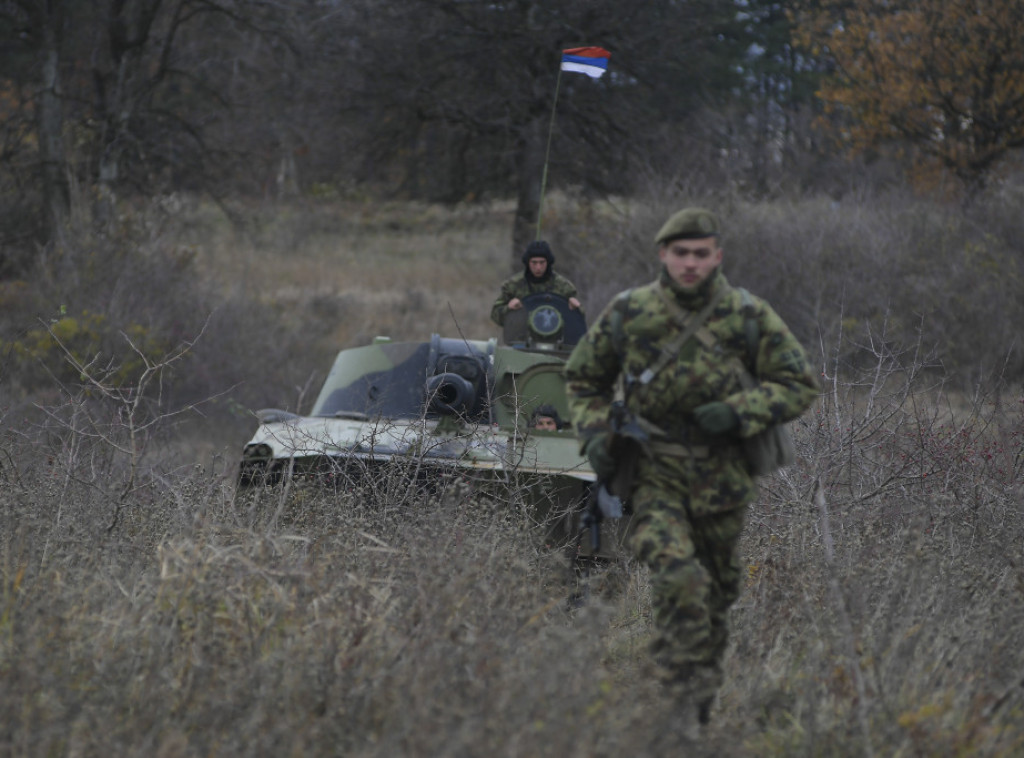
[536,64,564,241]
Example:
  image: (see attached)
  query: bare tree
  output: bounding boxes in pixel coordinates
[315,0,745,263]
[0,0,299,241]
[2,0,71,238]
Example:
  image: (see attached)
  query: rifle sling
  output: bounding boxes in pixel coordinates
[637,283,729,386]
[617,282,737,462]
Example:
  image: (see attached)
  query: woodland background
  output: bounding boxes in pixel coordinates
[4,0,1024,418]
[2,1,1024,756]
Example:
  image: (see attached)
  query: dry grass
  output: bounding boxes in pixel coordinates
[191,199,517,348]
[3,195,1024,756]
[3,367,1023,756]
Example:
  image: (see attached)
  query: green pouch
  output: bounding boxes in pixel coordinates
[742,423,796,477]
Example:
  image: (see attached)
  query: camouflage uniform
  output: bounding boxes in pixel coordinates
[490,270,580,327]
[564,265,817,706]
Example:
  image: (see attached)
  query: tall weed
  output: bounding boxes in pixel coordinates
[3,318,1024,756]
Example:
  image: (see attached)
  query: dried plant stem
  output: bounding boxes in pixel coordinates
[815,475,874,758]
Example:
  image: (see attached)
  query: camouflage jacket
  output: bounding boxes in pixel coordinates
[490,270,579,326]
[564,268,818,515]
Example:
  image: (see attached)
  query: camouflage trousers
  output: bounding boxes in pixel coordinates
[628,478,748,701]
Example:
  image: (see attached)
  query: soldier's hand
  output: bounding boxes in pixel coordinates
[693,402,739,436]
[568,296,581,310]
[584,434,616,479]
[508,298,522,310]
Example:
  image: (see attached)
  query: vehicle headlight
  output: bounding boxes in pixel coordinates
[242,443,273,461]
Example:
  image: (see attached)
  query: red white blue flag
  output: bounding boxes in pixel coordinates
[560,47,611,79]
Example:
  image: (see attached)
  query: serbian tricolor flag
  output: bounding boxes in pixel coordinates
[560,47,611,79]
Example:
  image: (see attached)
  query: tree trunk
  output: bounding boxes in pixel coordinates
[36,11,69,238]
[512,113,546,268]
[96,54,130,227]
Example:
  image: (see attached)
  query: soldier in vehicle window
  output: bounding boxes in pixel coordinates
[530,404,564,431]
[490,240,582,327]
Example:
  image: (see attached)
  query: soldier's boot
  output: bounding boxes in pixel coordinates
[656,660,719,740]
[671,700,704,743]
[654,667,705,742]
[698,695,714,726]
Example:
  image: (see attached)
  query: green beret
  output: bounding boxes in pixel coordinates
[654,207,721,244]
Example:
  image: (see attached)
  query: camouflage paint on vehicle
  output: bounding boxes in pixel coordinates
[238,296,607,554]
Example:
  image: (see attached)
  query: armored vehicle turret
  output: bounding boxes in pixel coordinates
[237,294,605,551]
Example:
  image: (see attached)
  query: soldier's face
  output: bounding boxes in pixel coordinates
[528,257,549,277]
[659,237,722,288]
[533,416,558,431]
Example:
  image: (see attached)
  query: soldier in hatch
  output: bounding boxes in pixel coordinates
[564,207,818,739]
[530,404,565,431]
[490,240,582,327]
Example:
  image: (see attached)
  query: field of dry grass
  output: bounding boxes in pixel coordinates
[3,196,1024,756]
[191,198,516,349]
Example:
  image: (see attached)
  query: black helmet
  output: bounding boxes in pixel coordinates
[522,240,554,265]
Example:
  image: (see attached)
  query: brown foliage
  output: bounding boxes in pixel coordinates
[792,0,1024,192]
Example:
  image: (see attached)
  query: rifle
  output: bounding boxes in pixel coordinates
[581,485,604,554]
[578,400,648,554]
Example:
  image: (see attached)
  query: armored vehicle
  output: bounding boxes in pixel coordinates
[238,293,608,552]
